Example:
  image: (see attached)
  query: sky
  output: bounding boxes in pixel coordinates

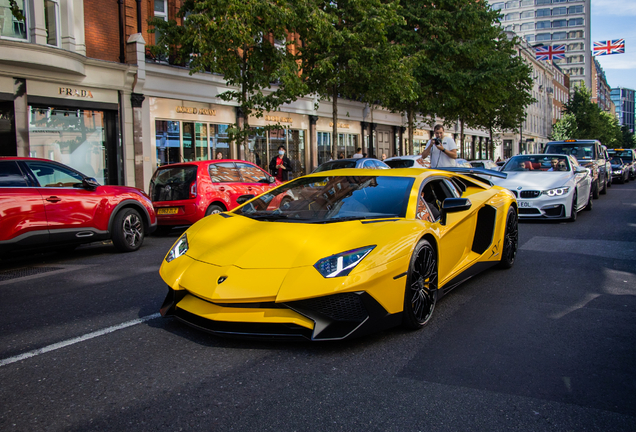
[590,0,636,90]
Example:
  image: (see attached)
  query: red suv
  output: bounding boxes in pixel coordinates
[149,160,280,228]
[0,157,156,254]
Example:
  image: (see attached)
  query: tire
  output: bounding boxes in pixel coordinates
[592,179,600,199]
[600,176,607,195]
[568,191,578,222]
[607,176,612,187]
[111,208,144,252]
[402,239,438,329]
[205,204,224,216]
[585,185,593,211]
[498,206,518,269]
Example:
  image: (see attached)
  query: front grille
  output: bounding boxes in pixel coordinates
[291,293,368,321]
[520,190,541,198]
[519,208,541,215]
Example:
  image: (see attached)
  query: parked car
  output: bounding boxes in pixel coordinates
[0,157,156,254]
[149,160,280,230]
[470,159,499,170]
[159,167,517,340]
[543,139,609,198]
[384,155,430,169]
[493,154,592,221]
[609,156,630,184]
[456,158,473,168]
[608,148,636,180]
[312,158,390,173]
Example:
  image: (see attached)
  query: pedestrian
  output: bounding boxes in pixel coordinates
[338,152,345,159]
[420,125,458,168]
[269,145,292,182]
[381,153,387,161]
[352,147,363,159]
[216,151,223,159]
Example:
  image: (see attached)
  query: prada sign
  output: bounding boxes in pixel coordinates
[58,87,94,98]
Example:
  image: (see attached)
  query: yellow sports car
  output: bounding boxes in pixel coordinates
[159,167,517,341]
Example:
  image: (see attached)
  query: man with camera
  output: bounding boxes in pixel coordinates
[420,124,458,168]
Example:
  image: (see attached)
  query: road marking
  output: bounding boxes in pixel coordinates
[0,313,162,367]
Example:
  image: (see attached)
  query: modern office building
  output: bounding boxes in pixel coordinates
[611,87,635,133]
[489,0,591,90]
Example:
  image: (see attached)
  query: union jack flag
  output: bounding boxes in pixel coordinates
[593,39,625,56]
[534,45,566,61]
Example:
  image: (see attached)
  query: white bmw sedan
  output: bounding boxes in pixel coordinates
[492,154,593,221]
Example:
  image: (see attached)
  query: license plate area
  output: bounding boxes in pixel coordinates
[157,207,179,215]
[518,201,531,208]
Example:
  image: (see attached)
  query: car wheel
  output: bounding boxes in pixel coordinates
[402,239,437,329]
[592,180,600,199]
[112,208,144,252]
[205,204,224,216]
[585,185,593,211]
[568,191,578,222]
[498,206,518,269]
[607,176,612,187]
[600,176,607,194]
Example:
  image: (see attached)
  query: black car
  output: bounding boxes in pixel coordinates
[544,139,609,199]
[312,157,390,173]
[608,148,636,180]
[610,156,630,184]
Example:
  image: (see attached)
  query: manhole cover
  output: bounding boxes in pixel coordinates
[0,267,64,282]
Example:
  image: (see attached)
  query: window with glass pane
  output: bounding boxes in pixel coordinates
[195,123,208,160]
[552,32,566,40]
[154,0,166,16]
[26,161,83,187]
[505,13,519,20]
[492,3,504,11]
[552,7,567,15]
[553,0,566,3]
[521,10,533,18]
[536,0,552,5]
[520,23,533,30]
[552,20,567,27]
[536,21,551,29]
[43,0,59,46]
[248,127,266,168]
[536,9,551,17]
[236,162,268,183]
[182,122,195,162]
[536,33,552,41]
[155,120,181,166]
[29,106,108,183]
[568,18,583,26]
[505,1,518,9]
[288,129,305,178]
[525,34,535,42]
[215,124,230,159]
[568,5,583,13]
[317,131,331,166]
[520,0,533,6]
[1,0,26,39]
[208,162,241,183]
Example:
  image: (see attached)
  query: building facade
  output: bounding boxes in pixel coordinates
[489,0,591,90]
[552,63,570,123]
[610,87,635,133]
[591,58,615,114]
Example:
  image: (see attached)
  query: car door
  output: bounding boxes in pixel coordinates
[0,160,49,249]
[23,160,103,242]
[207,162,246,209]
[235,162,273,196]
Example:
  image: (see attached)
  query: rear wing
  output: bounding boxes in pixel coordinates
[436,167,508,184]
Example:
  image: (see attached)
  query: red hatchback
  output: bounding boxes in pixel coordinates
[149,160,280,228]
[0,157,157,255]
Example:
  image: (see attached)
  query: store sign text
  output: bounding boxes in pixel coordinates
[176,106,216,115]
[265,115,293,123]
[329,122,350,129]
[58,87,94,98]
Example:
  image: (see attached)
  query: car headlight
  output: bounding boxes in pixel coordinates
[613,170,622,174]
[166,233,189,262]
[314,246,376,278]
[543,187,569,197]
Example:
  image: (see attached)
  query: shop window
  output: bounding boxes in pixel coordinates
[317,131,332,165]
[0,0,27,40]
[29,106,110,184]
[44,0,60,46]
[214,124,231,159]
[155,120,181,166]
[195,123,208,160]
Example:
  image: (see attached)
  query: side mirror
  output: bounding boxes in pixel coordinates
[269,176,276,183]
[82,177,100,190]
[236,194,255,205]
[439,198,472,226]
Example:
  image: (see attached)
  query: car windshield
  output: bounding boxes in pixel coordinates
[611,156,624,164]
[385,159,415,168]
[544,143,595,160]
[313,160,357,173]
[501,156,570,172]
[234,175,414,223]
[609,150,634,163]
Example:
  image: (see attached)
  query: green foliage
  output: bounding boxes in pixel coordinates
[149,0,311,143]
[620,125,636,149]
[549,113,577,141]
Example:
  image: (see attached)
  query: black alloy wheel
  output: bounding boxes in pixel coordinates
[569,191,578,222]
[112,208,144,252]
[498,206,518,269]
[403,239,438,329]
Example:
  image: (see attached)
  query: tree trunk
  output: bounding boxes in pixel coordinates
[489,126,494,160]
[460,118,465,159]
[332,84,338,159]
[408,107,415,155]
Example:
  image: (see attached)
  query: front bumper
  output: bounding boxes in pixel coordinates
[160,287,401,341]
[514,192,573,219]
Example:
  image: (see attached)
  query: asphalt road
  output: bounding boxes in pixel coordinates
[1,182,635,431]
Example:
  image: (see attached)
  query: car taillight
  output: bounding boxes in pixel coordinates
[189,181,197,199]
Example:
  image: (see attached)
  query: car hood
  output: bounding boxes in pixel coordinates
[493,171,572,190]
[184,213,417,270]
[611,164,624,169]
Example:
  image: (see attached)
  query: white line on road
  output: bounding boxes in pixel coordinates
[0,313,162,367]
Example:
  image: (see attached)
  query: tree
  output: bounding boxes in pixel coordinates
[620,125,636,149]
[298,0,403,157]
[150,0,313,151]
[549,113,577,141]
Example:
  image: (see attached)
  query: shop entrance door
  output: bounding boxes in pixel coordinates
[0,102,16,156]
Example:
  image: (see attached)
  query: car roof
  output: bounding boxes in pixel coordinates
[154,159,259,168]
[384,155,422,161]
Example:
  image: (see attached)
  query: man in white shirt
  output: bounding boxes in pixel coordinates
[420,125,458,168]
[352,147,363,159]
